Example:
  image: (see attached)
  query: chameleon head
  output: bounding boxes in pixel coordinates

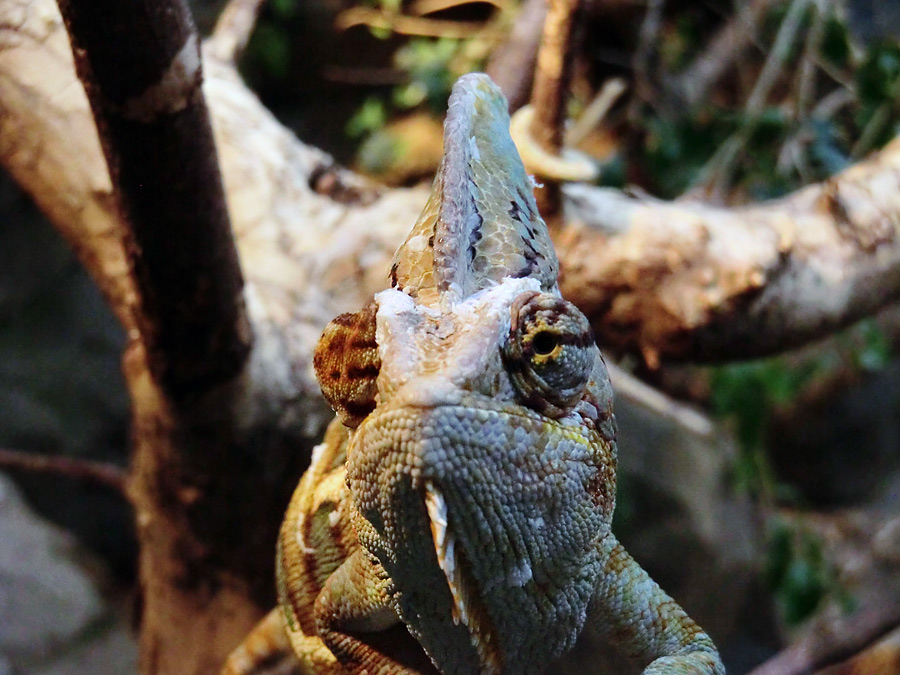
[313,74,617,674]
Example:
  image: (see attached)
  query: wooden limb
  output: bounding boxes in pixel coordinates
[56,0,250,401]
[528,0,584,220]
[747,601,900,675]
[485,0,547,111]
[0,0,135,330]
[335,7,485,39]
[0,447,126,492]
[207,0,266,65]
[560,134,900,364]
[51,2,301,673]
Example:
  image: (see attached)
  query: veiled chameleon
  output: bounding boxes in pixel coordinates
[225,73,724,675]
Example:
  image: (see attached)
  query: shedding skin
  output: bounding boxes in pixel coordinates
[224,73,724,675]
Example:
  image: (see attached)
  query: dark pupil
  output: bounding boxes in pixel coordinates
[531,331,558,356]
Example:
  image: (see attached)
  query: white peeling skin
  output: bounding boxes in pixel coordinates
[374,277,541,406]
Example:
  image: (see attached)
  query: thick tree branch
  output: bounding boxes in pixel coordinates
[485,0,546,111]
[8,0,900,376]
[207,0,265,65]
[56,0,250,400]
[559,139,900,364]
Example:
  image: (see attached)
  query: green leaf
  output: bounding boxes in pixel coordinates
[248,23,291,80]
[269,0,298,19]
[852,320,890,372]
[356,131,408,175]
[346,98,388,139]
[821,14,851,69]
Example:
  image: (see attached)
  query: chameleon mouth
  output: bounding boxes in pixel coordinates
[424,480,504,675]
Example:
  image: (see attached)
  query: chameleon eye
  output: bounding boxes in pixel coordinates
[313,302,380,428]
[502,291,595,416]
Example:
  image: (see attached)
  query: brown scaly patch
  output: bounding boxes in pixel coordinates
[314,302,380,428]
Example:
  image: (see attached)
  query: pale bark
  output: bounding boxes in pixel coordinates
[559,145,900,364]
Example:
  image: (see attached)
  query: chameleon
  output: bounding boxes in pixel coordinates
[224,73,724,675]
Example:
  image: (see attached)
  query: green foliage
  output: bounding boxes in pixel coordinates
[820,14,851,69]
[642,113,730,198]
[711,358,817,449]
[842,318,891,372]
[634,5,900,199]
[855,42,900,152]
[269,0,299,19]
[356,131,408,175]
[346,98,389,139]
[393,39,468,112]
[710,318,890,627]
[765,519,835,626]
[246,21,292,81]
[711,358,819,497]
[345,34,489,174]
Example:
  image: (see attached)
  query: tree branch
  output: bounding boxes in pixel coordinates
[527,0,584,219]
[559,137,900,364]
[748,600,900,675]
[56,0,251,400]
[0,447,126,492]
[206,0,265,65]
[485,0,547,111]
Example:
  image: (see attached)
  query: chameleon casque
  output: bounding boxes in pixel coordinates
[226,74,724,675]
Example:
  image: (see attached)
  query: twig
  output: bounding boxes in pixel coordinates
[630,0,665,113]
[207,0,266,65]
[485,0,547,111]
[565,77,627,147]
[747,600,900,675]
[410,0,508,14]
[529,0,585,220]
[851,76,900,158]
[673,0,778,108]
[0,447,127,493]
[606,363,714,438]
[694,0,812,198]
[794,0,827,121]
[335,7,486,39]
[746,0,810,115]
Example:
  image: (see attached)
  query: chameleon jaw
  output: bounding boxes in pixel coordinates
[424,480,504,675]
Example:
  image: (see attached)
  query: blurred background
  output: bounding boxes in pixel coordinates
[2,0,900,672]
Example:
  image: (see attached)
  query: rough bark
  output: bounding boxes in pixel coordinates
[1,1,418,670]
[49,0,297,672]
[527,0,583,218]
[56,0,249,399]
[559,147,900,364]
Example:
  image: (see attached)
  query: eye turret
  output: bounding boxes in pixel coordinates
[501,291,595,417]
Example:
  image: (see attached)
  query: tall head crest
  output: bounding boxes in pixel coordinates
[390,73,559,305]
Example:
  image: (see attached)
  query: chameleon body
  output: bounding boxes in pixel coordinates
[225,74,724,675]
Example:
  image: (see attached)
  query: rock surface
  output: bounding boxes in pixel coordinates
[0,473,136,674]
